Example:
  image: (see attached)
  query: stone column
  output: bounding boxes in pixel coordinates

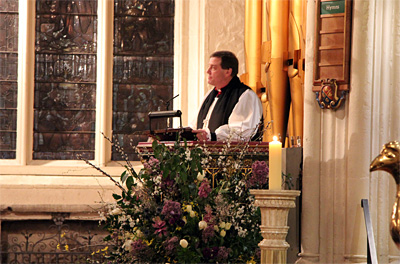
[250,189,301,264]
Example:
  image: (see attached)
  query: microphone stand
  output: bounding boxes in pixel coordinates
[165,94,179,128]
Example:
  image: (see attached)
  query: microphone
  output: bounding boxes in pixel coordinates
[149,94,181,131]
[165,94,179,110]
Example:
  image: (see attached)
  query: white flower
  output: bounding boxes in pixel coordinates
[186,204,192,212]
[118,215,127,223]
[111,208,122,215]
[125,232,134,240]
[136,229,144,238]
[180,239,188,248]
[220,230,226,237]
[99,212,106,221]
[198,220,208,230]
[237,226,247,237]
[197,172,205,181]
[185,149,192,160]
[122,239,134,252]
[190,210,196,218]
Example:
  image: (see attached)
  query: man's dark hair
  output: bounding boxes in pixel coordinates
[210,51,238,77]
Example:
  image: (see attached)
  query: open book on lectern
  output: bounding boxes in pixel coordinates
[146,109,196,141]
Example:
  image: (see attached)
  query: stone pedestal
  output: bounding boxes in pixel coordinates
[250,189,301,264]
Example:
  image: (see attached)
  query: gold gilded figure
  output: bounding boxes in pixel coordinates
[370,141,400,249]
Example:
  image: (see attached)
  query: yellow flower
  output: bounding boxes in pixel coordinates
[145,239,154,246]
[56,243,60,250]
[64,245,69,251]
[176,227,182,231]
[220,230,226,237]
[246,257,256,264]
[219,222,226,229]
[101,246,108,251]
[225,222,232,230]
[186,204,193,212]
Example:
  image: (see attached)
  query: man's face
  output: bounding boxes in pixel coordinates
[206,57,232,89]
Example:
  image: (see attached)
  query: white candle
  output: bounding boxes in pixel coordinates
[269,136,282,189]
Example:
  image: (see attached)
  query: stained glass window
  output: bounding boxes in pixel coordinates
[113,0,174,160]
[0,0,18,159]
[33,0,97,160]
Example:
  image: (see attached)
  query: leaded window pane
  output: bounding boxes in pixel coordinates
[33,0,97,160]
[112,0,174,161]
[0,0,18,159]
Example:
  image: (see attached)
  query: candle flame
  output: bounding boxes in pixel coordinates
[273,136,278,141]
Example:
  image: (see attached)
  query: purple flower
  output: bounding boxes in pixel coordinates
[130,239,147,255]
[143,156,160,173]
[253,160,269,176]
[203,204,214,224]
[161,200,182,224]
[247,160,269,188]
[202,246,219,261]
[152,216,167,237]
[198,179,212,198]
[162,177,175,189]
[163,236,179,255]
[216,246,230,262]
[202,225,215,243]
[202,247,212,259]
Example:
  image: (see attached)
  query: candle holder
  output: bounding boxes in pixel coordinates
[250,189,301,264]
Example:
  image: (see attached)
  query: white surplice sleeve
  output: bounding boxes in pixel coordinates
[214,89,263,141]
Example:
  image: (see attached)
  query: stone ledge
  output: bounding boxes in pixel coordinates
[0,204,106,221]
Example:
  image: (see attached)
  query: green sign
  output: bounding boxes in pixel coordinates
[321,0,345,15]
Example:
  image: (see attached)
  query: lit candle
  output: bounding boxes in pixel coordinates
[269,136,282,189]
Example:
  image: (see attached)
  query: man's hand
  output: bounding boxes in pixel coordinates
[192,129,209,142]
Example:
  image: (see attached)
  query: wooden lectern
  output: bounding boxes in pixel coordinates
[137,140,269,187]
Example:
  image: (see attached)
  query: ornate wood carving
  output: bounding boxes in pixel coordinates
[313,0,353,109]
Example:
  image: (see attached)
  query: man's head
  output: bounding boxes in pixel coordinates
[206,51,238,89]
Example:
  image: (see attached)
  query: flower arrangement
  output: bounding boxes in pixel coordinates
[85,136,273,264]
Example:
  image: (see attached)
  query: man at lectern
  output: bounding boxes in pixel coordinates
[191,51,263,142]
